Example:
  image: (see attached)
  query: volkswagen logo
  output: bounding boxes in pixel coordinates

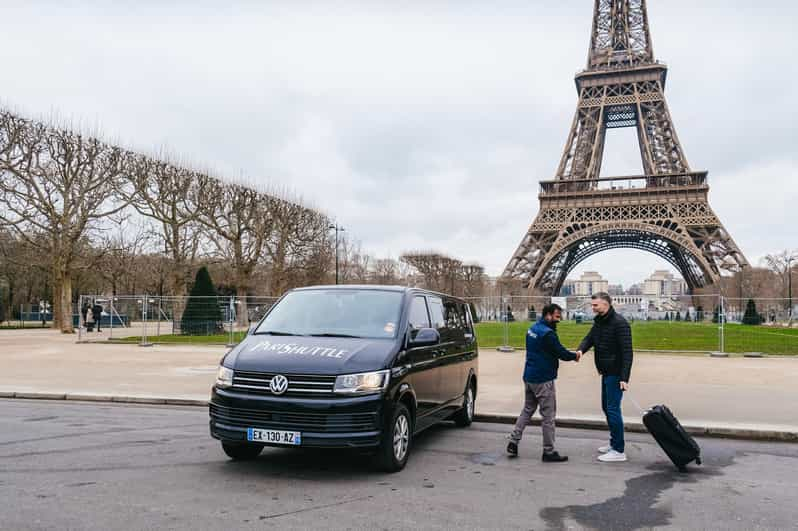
[269,374,289,395]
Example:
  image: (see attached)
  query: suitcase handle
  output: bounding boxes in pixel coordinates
[626,393,648,415]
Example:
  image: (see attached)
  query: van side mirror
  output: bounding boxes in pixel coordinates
[409,328,440,348]
[247,323,257,336]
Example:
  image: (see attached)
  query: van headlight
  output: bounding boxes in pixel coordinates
[334,370,389,394]
[215,366,234,389]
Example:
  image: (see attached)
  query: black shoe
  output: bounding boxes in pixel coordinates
[542,451,568,463]
[506,441,518,457]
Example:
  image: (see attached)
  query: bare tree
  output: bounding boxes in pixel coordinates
[763,250,798,307]
[264,196,331,296]
[372,258,400,285]
[0,112,130,332]
[400,252,463,294]
[461,263,487,297]
[197,180,274,324]
[124,155,206,307]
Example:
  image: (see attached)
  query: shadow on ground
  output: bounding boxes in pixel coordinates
[539,446,737,530]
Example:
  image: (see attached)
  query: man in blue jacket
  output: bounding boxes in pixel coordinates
[507,303,580,462]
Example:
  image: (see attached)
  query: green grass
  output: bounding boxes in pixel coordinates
[107,321,798,355]
[110,332,247,345]
[474,321,798,355]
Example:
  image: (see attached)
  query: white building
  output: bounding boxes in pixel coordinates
[573,271,609,296]
[643,270,687,307]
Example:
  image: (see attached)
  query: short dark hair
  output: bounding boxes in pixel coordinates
[541,303,563,317]
[592,292,613,305]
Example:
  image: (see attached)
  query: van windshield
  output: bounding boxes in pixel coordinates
[254,289,403,339]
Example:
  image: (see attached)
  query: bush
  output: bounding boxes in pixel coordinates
[675,311,682,321]
[742,298,761,326]
[181,267,224,335]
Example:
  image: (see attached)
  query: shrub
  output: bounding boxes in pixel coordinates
[181,267,224,335]
[742,298,761,326]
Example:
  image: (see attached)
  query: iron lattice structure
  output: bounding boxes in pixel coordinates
[503,0,748,294]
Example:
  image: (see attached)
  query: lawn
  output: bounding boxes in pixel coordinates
[108,320,798,355]
[474,321,798,355]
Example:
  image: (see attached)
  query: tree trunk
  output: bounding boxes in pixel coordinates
[59,272,74,333]
[236,281,249,327]
[52,267,63,329]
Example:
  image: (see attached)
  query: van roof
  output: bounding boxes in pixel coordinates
[291,285,468,302]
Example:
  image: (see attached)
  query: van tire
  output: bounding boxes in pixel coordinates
[376,403,412,472]
[222,442,263,460]
[453,381,475,427]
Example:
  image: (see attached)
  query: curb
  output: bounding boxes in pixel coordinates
[473,413,798,443]
[2,392,796,443]
[0,392,207,407]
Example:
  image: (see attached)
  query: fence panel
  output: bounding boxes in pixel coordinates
[76,295,279,346]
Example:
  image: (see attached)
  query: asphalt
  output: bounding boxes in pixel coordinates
[1,399,797,530]
[2,329,798,439]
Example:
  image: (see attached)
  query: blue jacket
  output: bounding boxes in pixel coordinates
[524,318,578,384]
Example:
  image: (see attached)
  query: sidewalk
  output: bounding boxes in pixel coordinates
[2,329,797,439]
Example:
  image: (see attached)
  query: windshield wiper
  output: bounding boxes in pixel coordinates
[309,333,362,338]
[254,330,303,336]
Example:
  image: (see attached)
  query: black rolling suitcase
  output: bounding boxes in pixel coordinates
[642,404,702,472]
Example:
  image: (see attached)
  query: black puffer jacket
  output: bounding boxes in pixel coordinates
[578,307,633,382]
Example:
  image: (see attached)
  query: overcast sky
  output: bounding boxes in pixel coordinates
[2,1,796,288]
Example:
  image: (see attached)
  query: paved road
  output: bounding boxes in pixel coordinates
[1,400,796,530]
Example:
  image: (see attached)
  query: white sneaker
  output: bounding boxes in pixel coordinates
[598,449,627,462]
[598,444,612,453]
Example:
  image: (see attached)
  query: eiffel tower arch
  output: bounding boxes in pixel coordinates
[503,0,748,295]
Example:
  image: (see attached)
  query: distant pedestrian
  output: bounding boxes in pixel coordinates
[91,303,103,332]
[577,292,634,463]
[506,303,580,462]
[85,304,95,332]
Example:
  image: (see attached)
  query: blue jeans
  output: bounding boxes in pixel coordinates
[601,375,625,453]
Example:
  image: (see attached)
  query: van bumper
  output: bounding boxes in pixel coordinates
[209,387,386,449]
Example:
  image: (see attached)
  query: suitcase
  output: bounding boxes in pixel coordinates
[642,404,702,472]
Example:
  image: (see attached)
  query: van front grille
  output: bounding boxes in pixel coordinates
[231,371,337,397]
[209,403,379,433]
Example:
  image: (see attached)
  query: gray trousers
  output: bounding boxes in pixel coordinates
[509,380,557,453]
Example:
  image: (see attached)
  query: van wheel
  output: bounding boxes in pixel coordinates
[222,442,263,460]
[376,403,412,472]
[453,382,475,427]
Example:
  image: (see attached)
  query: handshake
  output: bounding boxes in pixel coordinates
[574,350,583,362]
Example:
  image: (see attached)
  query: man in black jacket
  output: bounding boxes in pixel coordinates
[577,292,633,463]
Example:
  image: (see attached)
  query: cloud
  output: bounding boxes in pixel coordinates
[1,0,795,288]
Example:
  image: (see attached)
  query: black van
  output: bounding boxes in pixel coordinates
[209,285,478,471]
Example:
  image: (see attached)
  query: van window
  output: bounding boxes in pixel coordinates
[444,301,464,329]
[463,303,474,335]
[408,296,430,330]
[427,297,446,330]
[253,289,403,339]
[443,300,466,342]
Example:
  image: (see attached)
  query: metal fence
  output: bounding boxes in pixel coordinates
[463,294,798,356]
[72,292,798,355]
[0,303,55,328]
[76,295,279,346]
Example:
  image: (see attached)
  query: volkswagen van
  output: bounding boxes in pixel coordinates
[209,285,478,471]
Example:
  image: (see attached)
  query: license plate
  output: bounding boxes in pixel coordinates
[247,428,301,445]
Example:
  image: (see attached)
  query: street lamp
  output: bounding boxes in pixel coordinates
[788,254,794,320]
[328,223,345,285]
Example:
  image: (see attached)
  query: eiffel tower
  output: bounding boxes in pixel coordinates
[503,0,748,295]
